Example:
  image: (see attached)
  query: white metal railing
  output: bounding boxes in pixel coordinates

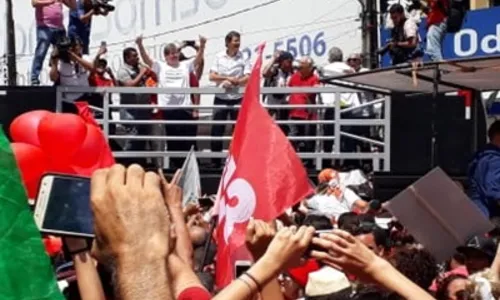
[56,86,391,171]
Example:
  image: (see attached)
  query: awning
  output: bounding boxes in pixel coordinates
[322,55,500,94]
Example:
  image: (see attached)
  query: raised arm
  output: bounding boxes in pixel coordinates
[135,35,153,68]
[69,52,95,72]
[193,36,206,72]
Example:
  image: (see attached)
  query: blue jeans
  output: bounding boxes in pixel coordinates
[30,26,66,84]
[426,21,447,62]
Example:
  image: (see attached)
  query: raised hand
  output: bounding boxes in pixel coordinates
[245,220,276,260]
[199,35,207,47]
[310,229,382,282]
[261,225,315,271]
[90,164,171,261]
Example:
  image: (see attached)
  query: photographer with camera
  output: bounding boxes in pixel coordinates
[68,0,114,55]
[30,0,76,85]
[380,4,422,65]
[49,36,96,112]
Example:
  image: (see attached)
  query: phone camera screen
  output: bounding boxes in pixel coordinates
[42,177,93,236]
[235,265,251,278]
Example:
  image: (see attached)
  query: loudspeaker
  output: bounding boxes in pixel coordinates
[0,86,57,141]
[389,92,486,176]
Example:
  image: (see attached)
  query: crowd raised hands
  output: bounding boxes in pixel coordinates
[69,164,439,300]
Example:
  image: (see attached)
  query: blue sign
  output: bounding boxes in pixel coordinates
[379,7,500,67]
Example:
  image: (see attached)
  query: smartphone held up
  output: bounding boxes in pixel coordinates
[34,174,93,238]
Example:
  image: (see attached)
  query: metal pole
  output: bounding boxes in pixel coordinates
[6,0,17,86]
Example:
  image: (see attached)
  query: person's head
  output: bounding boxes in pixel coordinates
[435,274,471,300]
[277,51,294,72]
[163,43,180,66]
[347,53,362,71]
[225,31,241,53]
[389,4,406,26]
[303,214,333,230]
[457,236,496,275]
[390,248,438,290]
[95,58,108,75]
[189,225,208,247]
[448,252,466,271]
[69,36,83,56]
[327,47,343,63]
[337,212,359,232]
[488,120,500,147]
[123,47,139,67]
[297,56,315,77]
[352,222,391,257]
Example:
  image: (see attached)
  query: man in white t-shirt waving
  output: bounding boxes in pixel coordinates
[136,35,206,168]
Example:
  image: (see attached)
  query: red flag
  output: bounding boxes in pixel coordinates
[214,44,313,288]
[74,101,115,169]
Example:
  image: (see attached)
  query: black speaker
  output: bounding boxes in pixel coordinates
[0,86,57,141]
[389,91,486,176]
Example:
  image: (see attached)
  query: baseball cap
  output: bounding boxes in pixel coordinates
[456,235,497,259]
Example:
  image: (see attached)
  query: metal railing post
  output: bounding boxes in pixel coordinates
[383,95,391,171]
[334,92,341,155]
[102,93,110,137]
[55,87,63,113]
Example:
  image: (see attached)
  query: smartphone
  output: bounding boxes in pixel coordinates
[234,260,252,278]
[34,174,93,238]
[100,41,107,47]
[198,197,214,210]
[184,40,196,47]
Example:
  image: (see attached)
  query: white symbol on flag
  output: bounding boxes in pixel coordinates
[217,156,256,244]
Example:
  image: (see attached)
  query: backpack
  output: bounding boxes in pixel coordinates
[446,0,469,33]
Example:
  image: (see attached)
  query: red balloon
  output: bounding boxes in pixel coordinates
[11,143,49,198]
[72,124,106,168]
[10,110,52,146]
[38,113,87,162]
[43,236,63,257]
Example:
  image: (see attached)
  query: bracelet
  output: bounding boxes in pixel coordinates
[243,272,262,291]
[237,277,254,292]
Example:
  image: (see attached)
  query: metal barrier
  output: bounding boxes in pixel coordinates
[56,86,391,171]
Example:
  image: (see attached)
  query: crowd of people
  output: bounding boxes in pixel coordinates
[48,161,500,300]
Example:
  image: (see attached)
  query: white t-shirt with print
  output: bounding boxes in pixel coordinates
[152,59,194,107]
[305,188,360,219]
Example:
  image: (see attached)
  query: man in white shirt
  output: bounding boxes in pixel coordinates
[319,47,354,168]
[209,31,251,168]
[385,3,421,65]
[137,35,206,168]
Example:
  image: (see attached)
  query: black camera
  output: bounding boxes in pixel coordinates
[376,39,394,56]
[91,0,115,14]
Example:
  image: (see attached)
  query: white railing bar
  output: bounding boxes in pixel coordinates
[105,119,386,126]
[340,131,385,146]
[57,86,360,94]
[339,98,386,114]
[108,103,379,109]
[89,105,104,112]
[112,151,386,159]
[109,135,336,141]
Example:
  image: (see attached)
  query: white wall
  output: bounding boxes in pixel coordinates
[0,0,362,86]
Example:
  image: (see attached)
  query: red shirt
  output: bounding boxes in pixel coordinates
[288,72,320,119]
[177,287,211,300]
[88,73,114,87]
[190,72,200,105]
[427,0,448,27]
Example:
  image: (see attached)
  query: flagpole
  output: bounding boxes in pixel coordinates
[199,216,217,272]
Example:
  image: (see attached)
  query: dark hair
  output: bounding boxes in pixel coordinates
[352,222,391,250]
[337,212,360,233]
[488,120,500,141]
[435,274,469,300]
[225,31,241,46]
[122,47,137,62]
[303,214,333,230]
[390,248,438,290]
[97,58,107,68]
[389,4,405,14]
